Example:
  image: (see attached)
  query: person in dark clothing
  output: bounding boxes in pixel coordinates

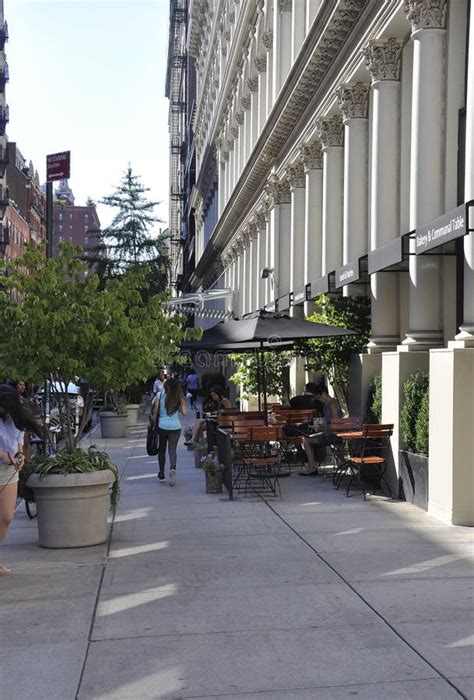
[288,382,324,414]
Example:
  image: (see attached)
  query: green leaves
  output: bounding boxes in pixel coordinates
[229,352,292,401]
[401,373,429,454]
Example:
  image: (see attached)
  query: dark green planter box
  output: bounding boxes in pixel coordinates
[399,450,429,511]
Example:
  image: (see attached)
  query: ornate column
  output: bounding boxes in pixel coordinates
[287,160,306,295]
[336,82,369,297]
[242,228,253,315]
[248,76,259,150]
[262,29,274,120]
[292,0,305,63]
[300,141,323,313]
[315,115,344,275]
[266,175,292,298]
[402,0,447,349]
[235,237,245,317]
[242,93,252,168]
[273,0,292,99]
[456,1,474,346]
[364,37,403,350]
[255,56,268,135]
[255,208,267,309]
[236,110,245,181]
[247,224,259,313]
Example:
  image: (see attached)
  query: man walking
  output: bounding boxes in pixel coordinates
[186,369,199,410]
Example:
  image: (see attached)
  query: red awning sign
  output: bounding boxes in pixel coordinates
[46,151,71,182]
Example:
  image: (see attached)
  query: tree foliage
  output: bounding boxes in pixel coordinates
[229,352,292,402]
[83,166,169,294]
[366,373,382,423]
[0,243,198,452]
[301,294,371,410]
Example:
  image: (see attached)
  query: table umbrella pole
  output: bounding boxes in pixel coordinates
[255,349,262,413]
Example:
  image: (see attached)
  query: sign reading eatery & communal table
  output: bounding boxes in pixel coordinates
[415,203,468,254]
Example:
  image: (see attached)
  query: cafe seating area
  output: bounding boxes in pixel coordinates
[204,407,394,501]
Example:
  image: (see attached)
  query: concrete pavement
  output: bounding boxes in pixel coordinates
[1,415,473,699]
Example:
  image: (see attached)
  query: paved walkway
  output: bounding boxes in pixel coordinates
[1,415,473,699]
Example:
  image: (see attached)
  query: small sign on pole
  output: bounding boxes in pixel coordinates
[46,151,71,182]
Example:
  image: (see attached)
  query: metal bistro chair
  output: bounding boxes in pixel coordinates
[329,417,363,483]
[344,424,394,500]
[230,427,251,492]
[242,426,282,498]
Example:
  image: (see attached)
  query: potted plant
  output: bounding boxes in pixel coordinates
[124,383,145,427]
[399,372,429,510]
[26,448,120,548]
[0,243,200,548]
[201,453,224,493]
[99,401,128,438]
[183,425,193,450]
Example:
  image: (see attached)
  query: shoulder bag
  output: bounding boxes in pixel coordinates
[146,394,160,456]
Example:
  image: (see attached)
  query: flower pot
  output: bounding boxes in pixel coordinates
[194,444,207,468]
[27,470,116,548]
[125,404,140,427]
[205,470,223,494]
[99,412,128,438]
[399,450,429,511]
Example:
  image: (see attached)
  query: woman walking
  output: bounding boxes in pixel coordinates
[151,377,187,486]
[0,384,45,575]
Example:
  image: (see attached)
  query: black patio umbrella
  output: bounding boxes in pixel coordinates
[182,310,357,417]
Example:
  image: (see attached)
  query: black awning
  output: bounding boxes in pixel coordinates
[415,201,473,255]
[278,293,292,311]
[335,255,368,289]
[292,284,311,306]
[368,235,411,274]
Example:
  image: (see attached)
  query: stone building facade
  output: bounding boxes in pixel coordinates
[174,0,474,525]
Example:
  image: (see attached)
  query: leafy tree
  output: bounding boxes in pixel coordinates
[83,166,169,294]
[229,352,292,402]
[415,389,430,455]
[0,243,198,452]
[300,294,371,411]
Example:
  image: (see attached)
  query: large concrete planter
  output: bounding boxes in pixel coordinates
[125,404,140,427]
[399,450,429,511]
[205,469,223,494]
[99,412,127,438]
[27,470,116,548]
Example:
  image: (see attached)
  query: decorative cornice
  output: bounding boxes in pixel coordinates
[266,175,291,206]
[314,115,344,148]
[363,38,403,83]
[247,76,259,93]
[286,161,306,189]
[299,141,323,170]
[403,0,447,34]
[254,56,267,73]
[336,82,369,121]
[262,30,273,50]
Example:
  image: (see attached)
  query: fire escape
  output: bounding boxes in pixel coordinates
[166,0,187,291]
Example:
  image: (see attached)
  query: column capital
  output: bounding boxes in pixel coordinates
[403,0,447,34]
[299,141,323,171]
[336,82,370,121]
[314,115,344,149]
[266,175,291,206]
[230,124,239,138]
[235,111,244,125]
[254,55,267,73]
[241,94,251,110]
[247,76,259,92]
[363,38,403,83]
[286,161,306,190]
[262,29,273,50]
[247,222,259,240]
[254,207,268,229]
[278,0,292,11]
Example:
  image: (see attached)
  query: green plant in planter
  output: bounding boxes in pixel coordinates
[200,453,222,475]
[30,447,121,513]
[400,373,429,454]
[366,373,382,423]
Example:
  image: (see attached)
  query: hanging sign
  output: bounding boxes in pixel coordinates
[415,203,467,254]
[46,151,71,182]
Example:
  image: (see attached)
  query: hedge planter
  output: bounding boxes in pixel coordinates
[125,404,140,427]
[100,412,128,438]
[27,470,116,548]
[205,469,223,494]
[399,450,429,511]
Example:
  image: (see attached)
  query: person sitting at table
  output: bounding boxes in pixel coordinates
[301,386,343,475]
[287,382,325,411]
[187,386,231,445]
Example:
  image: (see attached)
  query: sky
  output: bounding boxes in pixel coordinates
[5,0,170,228]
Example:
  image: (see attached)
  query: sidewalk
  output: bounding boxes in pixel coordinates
[1,415,473,699]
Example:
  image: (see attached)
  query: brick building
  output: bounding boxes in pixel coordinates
[52,180,100,253]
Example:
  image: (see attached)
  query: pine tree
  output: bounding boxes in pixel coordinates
[84,166,169,292]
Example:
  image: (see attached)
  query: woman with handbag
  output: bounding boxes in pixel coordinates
[150,377,187,486]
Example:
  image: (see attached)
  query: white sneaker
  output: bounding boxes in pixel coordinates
[169,469,176,487]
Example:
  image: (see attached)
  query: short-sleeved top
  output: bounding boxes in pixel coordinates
[0,414,24,455]
[323,399,343,425]
[186,373,199,390]
[152,378,164,396]
[157,392,181,431]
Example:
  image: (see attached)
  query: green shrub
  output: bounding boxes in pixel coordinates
[400,373,429,454]
[366,373,382,423]
[415,389,430,455]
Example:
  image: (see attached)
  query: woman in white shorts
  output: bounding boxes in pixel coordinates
[0,384,45,575]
